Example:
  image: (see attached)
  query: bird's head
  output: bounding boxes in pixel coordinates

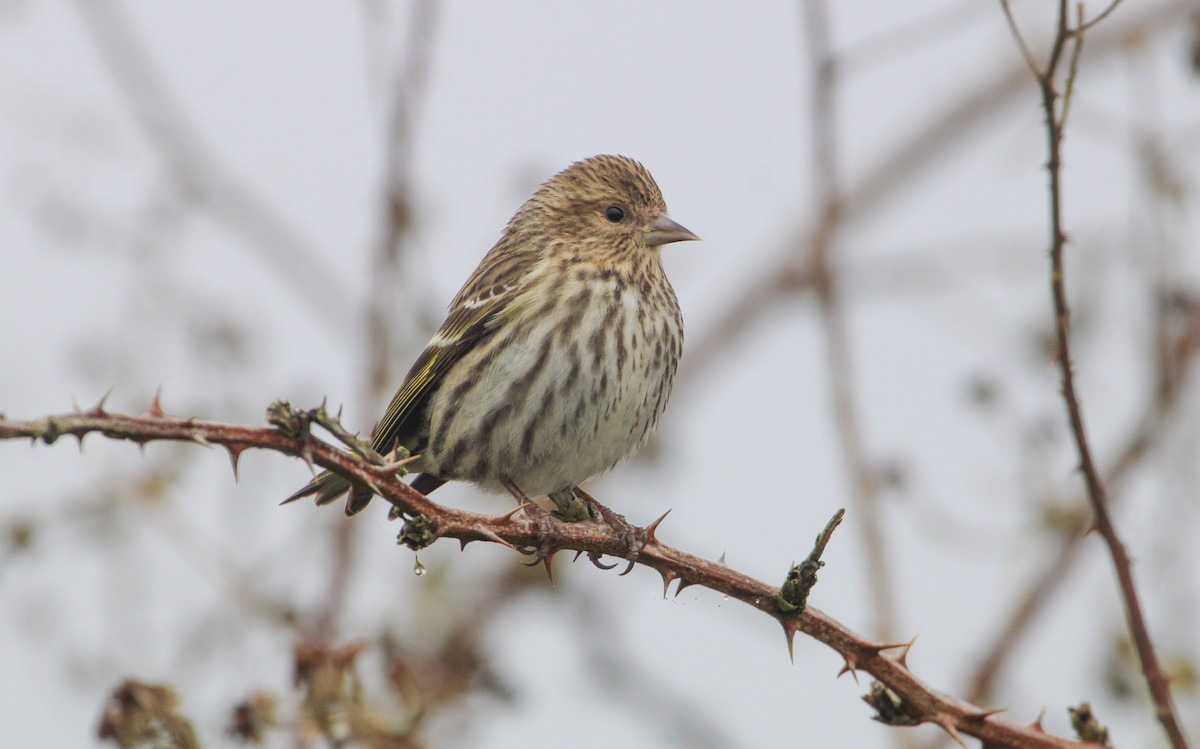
[526,155,699,256]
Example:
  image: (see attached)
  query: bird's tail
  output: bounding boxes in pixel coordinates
[284,470,444,517]
[282,471,373,516]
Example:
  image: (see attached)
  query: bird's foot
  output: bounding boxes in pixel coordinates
[513,504,568,566]
[570,487,648,576]
[502,480,565,566]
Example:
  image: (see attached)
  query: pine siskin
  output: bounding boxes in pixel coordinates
[286,155,698,519]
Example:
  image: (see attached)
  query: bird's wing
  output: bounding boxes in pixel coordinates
[281,284,528,512]
[372,228,547,455]
[370,282,530,456]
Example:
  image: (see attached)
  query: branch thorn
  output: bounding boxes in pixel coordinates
[837,654,860,683]
[673,576,697,597]
[89,387,114,417]
[524,548,558,584]
[936,716,967,749]
[868,636,917,669]
[1027,710,1047,733]
[146,387,165,417]
[659,568,678,599]
[475,529,515,550]
[782,619,800,663]
[967,706,1007,721]
[226,444,245,481]
[645,509,671,544]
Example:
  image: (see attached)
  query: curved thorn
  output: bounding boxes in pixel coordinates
[292,422,315,468]
[968,707,1007,721]
[1028,710,1047,732]
[476,529,515,550]
[894,636,917,668]
[937,717,966,749]
[659,569,678,599]
[645,509,671,544]
[867,639,911,654]
[226,444,244,481]
[783,621,799,663]
[837,656,860,684]
[89,386,114,416]
[482,505,524,524]
[147,386,165,417]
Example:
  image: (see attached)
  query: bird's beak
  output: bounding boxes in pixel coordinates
[645,213,700,247]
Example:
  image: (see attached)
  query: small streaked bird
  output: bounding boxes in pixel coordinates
[285,155,698,521]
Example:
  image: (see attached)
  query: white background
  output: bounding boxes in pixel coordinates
[1,2,1198,748]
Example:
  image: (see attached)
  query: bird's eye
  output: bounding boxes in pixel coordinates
[604,205,625,223]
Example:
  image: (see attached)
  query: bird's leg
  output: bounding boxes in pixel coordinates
[500,478,560,563]
[546,488,597,523]
[499,477,536,509]
[571,487,648,575]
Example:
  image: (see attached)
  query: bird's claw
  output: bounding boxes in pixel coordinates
[587,552,618,570]
[570,488,649,573]
[513,501,562,564]
[515,488,654,574]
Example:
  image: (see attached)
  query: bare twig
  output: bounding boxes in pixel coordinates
[1003,1,1192,747]
[999,0,1040,76]
[778,508,845,616]
[962,301,1200,707]
[679,0,1189,395]
[0,403,1110,749]
[1075,0,1128,34]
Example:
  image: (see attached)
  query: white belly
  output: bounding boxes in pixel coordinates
[421,278,680,497]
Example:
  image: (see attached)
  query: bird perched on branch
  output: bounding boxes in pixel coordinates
[285,155,698,525]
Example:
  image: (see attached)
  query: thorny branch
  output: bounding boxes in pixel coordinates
[0,401,1107,749]
[1000,1,1191,748]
